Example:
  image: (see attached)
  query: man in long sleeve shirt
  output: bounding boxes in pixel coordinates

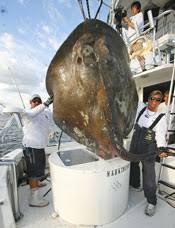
[22,94,52,207]
[22,101,51,149]
[122,1,144,42]
[129,90,167,216]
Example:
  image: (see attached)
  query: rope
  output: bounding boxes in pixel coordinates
[86,0,91,19]
[58,130,63,150]
[77,0,106,20]
[98,0,111,8]
[94,0,103,19]
[77,0,86,20]
[43,130,63,198]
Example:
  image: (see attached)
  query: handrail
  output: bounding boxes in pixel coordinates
[166,53,175,142]
[126,9,175,46]
[136,9,175,33]
[156,9,175,20]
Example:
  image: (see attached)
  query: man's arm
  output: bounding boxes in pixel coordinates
[155,115,168,157]
[123,12,144,31]
[22,104,46,118]
[155,115,167,147]
[122,16,135,29]
[22,96,53,118]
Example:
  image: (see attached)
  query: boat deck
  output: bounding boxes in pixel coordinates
[17,182,175,228]
[15,142,175,228]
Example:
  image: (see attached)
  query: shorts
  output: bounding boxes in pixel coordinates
[23,147,46,179]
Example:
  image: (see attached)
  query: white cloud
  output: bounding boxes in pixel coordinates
[42,25,51,34]
[0,33,15,49]
[17,0,24,4]
[17,0,28,5]
[18,27,26,35]
[34,22,66,51]
[0,32,49,107]
[57,0,72,8]
[48,37,59,50]
[43,0,66,25]
[0,1,79,108]
[39,41,47,48]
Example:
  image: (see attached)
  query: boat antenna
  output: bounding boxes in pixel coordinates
[8,67,25,109]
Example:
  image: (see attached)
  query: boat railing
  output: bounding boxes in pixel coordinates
[127,10,154,42]
[126,9,175,45]
[0,158,22,221]
[0,113,23,157]
[156,9,175,36]
[126,9,175,75]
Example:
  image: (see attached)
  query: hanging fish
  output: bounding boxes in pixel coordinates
[46,19,139,160]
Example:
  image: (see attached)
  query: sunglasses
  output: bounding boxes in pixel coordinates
[149,97,161,102]
[30,100,37,104]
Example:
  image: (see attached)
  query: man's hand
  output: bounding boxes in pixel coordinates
[122,16,135,29]
[122,16,130,24]
[158,147,168,158]
[44,96,53,107]
[159,152,168,158]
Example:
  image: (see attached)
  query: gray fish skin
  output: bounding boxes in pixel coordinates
[46,19,138,160]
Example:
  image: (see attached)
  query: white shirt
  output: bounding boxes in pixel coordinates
[158,102,168,113]
[135,102,167,148]
[127,12,144,41]
[21,104,52,149]
[158,102,175,135]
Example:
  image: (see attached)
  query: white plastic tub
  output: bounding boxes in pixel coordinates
[49,148,130,226]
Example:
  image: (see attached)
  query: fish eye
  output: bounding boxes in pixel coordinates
[77,57,82,64]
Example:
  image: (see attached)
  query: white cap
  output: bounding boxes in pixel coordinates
[30,94,41,100]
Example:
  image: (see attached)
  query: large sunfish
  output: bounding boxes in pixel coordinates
[46,19,138,160]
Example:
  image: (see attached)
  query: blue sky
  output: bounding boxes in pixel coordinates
[0,0,109,108]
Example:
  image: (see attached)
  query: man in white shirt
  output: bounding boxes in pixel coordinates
[22,94,53,207]
[122,1,144,42]
[129,90,167,216]
[158,90,169,113]
[158,90,175,144]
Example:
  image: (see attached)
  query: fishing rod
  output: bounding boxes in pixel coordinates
[0,67,26,136]
[0,103,5,108]
[8,67,25,109]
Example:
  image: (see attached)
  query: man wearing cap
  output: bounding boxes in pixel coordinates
[22,94,53,207]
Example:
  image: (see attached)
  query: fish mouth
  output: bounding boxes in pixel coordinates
[74,43,99,66]
[83,58,97,68]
